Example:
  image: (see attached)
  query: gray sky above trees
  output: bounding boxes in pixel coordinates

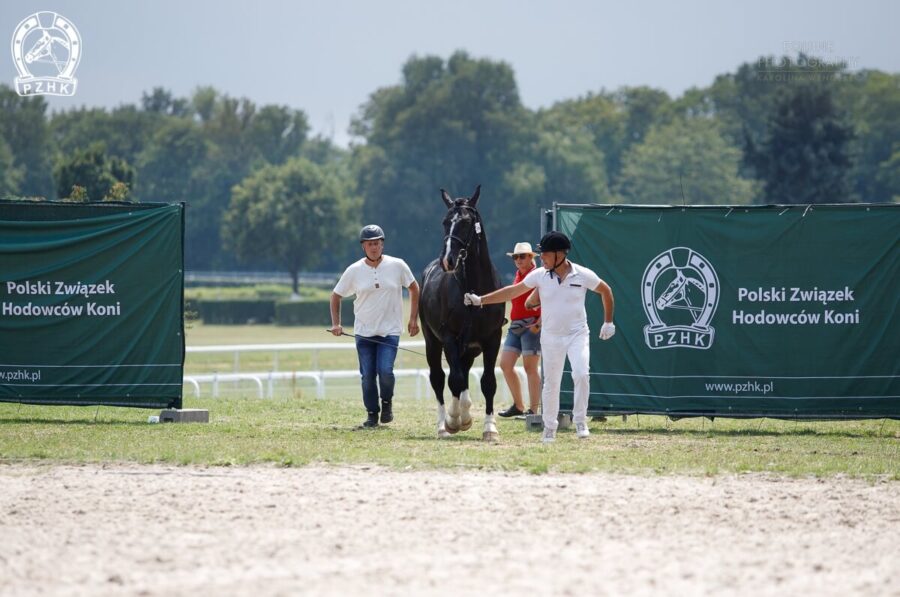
[2,0,897,147]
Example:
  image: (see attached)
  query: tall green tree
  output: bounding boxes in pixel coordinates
[141,87,191,116]
[50,106,163,168]
[0,85,53,197]
[222,157,356,293]
[352,52,543,271]
[512,122,611,205]
[695,54,853,183]
[135,120,210,203]
[539,86,671,189]
[617,118,756,205]
[539,94,627,186]
[748,83,855,203]
[247,105,310,165]
[0,135,24,198]
[840,71,900,202]
[53,143,135,201]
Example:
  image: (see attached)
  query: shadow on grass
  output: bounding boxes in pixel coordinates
[600,426,889,439]
[0,417,157,426]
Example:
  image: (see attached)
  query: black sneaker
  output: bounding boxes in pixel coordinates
[498,405,524,418]
[360,412,379,428]
[380,401,393,424]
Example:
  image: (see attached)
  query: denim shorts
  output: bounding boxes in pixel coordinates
[502,319,541,356]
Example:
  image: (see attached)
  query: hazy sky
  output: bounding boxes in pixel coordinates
[3,0,897,146]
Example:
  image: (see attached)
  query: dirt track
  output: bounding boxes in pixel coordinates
[1,464,898,596]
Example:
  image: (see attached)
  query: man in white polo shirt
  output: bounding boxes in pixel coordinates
[330,225,420,428]
[463,231,614,443]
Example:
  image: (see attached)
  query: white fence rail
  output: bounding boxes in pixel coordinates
[187,341,428,371]
[183,367,529,401]
[185,271,340,286]
[185,342,531,401]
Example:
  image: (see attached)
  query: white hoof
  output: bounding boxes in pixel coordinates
[437,404,451,438]
[446,415,461,434]
[459,390,473,430]
[482,414,498,442]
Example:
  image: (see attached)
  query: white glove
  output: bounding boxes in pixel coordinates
[599,322,616,340]
[463,293,482,307]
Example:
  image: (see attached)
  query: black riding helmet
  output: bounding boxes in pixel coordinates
[537,231,571,253]
[359,224,385,242]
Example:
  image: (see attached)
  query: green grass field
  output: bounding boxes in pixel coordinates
[1,322,898,477]
[1,396,897,477]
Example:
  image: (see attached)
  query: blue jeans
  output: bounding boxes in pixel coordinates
[355,335,399,414]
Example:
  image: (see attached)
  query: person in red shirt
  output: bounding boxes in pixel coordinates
[498,242,543,417]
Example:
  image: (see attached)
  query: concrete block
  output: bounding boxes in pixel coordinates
[525,412,572,431]
[159,408,209,423]
[525,413,543,431]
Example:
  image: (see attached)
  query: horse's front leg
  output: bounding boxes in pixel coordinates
[423,327,450,438]
[442,336,467,434]
[457,349,479,432]
[480,331,502,442]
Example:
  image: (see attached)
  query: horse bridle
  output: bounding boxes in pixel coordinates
[443,205,482,266]
[442,205,482,345]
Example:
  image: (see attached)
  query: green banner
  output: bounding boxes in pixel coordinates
[0,201,185,409]
[556,204,900,419]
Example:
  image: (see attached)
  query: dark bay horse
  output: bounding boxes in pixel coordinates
[419,185,505,441]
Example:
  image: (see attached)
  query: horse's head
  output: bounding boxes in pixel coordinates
[439,185,482,273]
[25,32,54,64]
[656,270,688,310]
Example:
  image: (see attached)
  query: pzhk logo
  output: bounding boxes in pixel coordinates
[641,247,719,350]
[11,12,81,97]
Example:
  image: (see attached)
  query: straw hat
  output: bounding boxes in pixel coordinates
[505,242,535,257]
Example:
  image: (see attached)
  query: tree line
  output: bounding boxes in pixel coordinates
[0,52,897,280]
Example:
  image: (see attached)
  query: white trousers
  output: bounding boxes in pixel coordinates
[540,327,590,431]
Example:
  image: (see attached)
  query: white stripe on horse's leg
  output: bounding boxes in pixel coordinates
[445,395,461,433]
[447,395,460,418]
[459,389,473,431]
[483,414,499,442]
[460,389,472,411]
[437,403,451,439]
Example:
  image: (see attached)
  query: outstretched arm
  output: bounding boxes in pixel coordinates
[469,281,533,306]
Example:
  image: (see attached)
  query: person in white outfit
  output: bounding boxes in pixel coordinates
[463,231,615,443]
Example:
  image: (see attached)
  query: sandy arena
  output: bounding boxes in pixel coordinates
[1,464,898,596]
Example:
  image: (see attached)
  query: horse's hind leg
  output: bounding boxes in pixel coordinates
[424,327,450,439]
[480,332,502,442]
